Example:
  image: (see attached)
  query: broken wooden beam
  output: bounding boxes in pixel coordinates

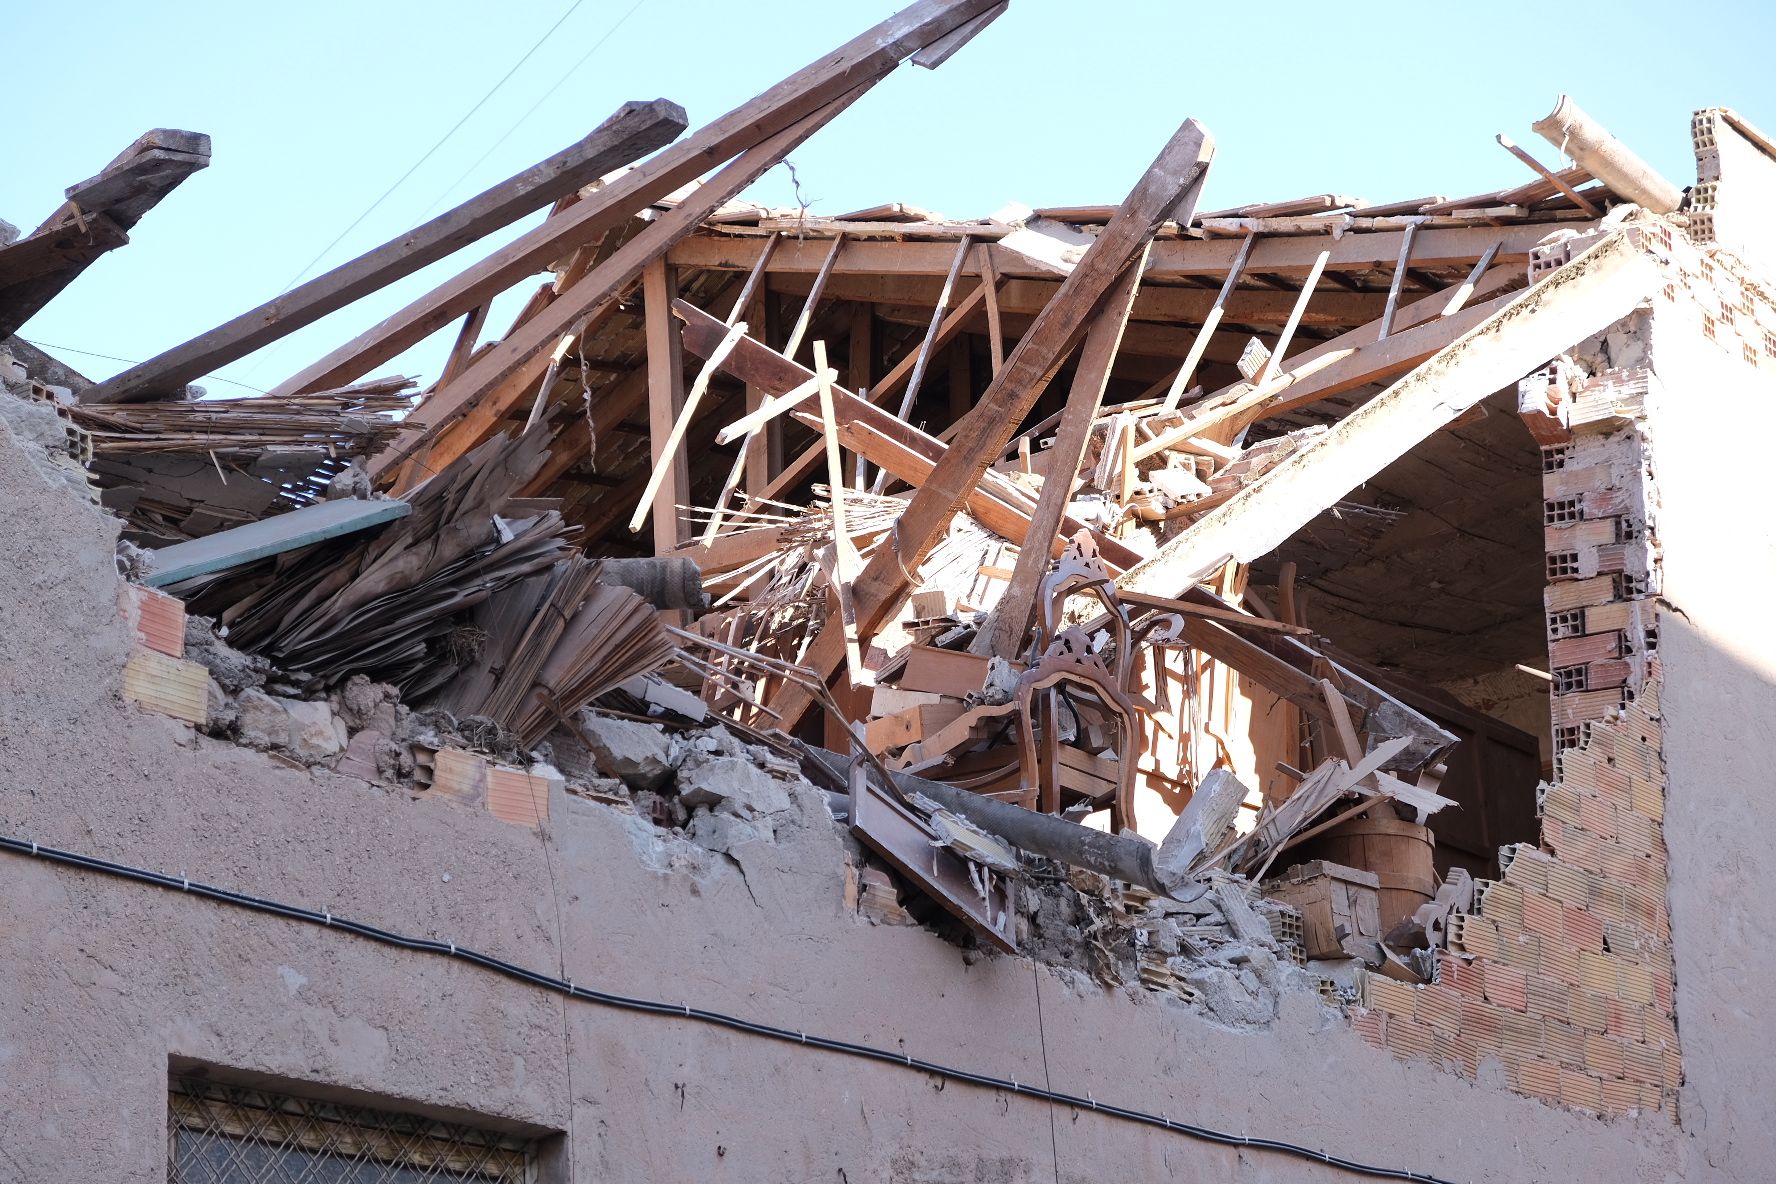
[673,298,1143,570]
[0,130,211,341]
[83,103,687,404]
[1118,230,1658,598]
[267,0,1002,398]
[372,90,867,480]
[974,240,1155,660]
[770,117,1215,727]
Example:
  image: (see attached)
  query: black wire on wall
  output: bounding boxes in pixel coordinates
[0,833,1462,1184]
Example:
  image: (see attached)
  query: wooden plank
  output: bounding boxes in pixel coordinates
[909,0,1007,66]
[675,299,1144,571]
[665,220,1582,282]
[899,645,1004,697]
[1178,615,1334,720]
[1161,231,1254,411]
[814,339,865,684]
[976,242,1005,375]
[84,104,686,404]
[642,261,688,553]
[1,131,210,341]
[760,281,991,500]
[1319,677,1366,765]
[891,234,974,423]
[782,234,846,361]
[1378,220,1422,339]
[372,92,865,479]
[1118,231,1659,599]
[268,0,1000,398]
[850,765,1016,952]
[773,119,1215,726]
[438,302,491,386]
[631,314,746,534]
[1256,248,1330,387]
[1132,263,1523,461]
[975,242,1153,659]
[1441,241,1503,316]
[145,499,412,587]
[0,215,129,289]
[865,701,969,753]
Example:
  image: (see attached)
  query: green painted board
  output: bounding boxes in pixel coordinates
[146,498,410,587]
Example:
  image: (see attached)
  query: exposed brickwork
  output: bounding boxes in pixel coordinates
[1356,337,1684,1119]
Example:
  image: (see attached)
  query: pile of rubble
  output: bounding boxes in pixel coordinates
[1,0,1734,1079]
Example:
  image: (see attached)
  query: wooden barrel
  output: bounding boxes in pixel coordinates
[1298,815,1436,935]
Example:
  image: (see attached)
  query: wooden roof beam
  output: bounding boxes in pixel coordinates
[1118,232,1659,601]
[267,0,1003,398]
[666,220,1584,282]
[762,270,1388,328]
[769,118,1216,727]
[84,103,686,404]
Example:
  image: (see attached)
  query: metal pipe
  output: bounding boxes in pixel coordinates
[594,557,707,611]
[805,748,1202,898]
[1532,94,1682,214]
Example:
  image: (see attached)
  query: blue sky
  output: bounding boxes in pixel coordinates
[7,0,1773,394]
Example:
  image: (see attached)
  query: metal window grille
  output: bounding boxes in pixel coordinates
[168,1076,533,1184]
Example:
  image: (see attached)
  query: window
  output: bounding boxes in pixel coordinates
[168,1076,533,1184]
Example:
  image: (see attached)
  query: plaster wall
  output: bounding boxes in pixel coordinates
[0,374,1734,1181]
[1644,300,1776,1177]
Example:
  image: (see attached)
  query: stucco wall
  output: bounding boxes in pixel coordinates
[1646,299,1776,1176]
[0,383,1726,1180]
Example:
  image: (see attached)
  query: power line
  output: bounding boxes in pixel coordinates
[274,0,593,296]
[415,0,653,222]
[17,338,268,394]
[0,831,1466,1184]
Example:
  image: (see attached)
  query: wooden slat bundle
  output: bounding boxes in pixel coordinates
[64,377,414,456]
[438,557,677,746]
[181,428,572,694]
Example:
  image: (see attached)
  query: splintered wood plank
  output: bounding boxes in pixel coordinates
[814,339,865,685]
[643,261,689,553]
[269,0,1002,399]
[1118,232,1659,600]
[674,299,1142,569]
[761,280,991,501]
[85,103,687,404]
[975,238,1157,660]
[373,92,863,480]
[798,119,1213,725]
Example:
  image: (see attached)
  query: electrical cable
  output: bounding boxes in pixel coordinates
[275,0,592,296]
[15,338,268,394]
[414,0,653,223]
[0,832,1462,1184]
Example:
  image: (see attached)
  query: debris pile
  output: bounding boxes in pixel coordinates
[0,0,1740,1099]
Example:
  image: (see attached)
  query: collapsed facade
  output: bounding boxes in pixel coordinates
[3,3,1775,1180]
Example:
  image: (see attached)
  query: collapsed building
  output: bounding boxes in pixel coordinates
[2,2,1775,1180]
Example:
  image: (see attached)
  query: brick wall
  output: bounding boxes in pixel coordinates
[1351,406,1680,1120]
